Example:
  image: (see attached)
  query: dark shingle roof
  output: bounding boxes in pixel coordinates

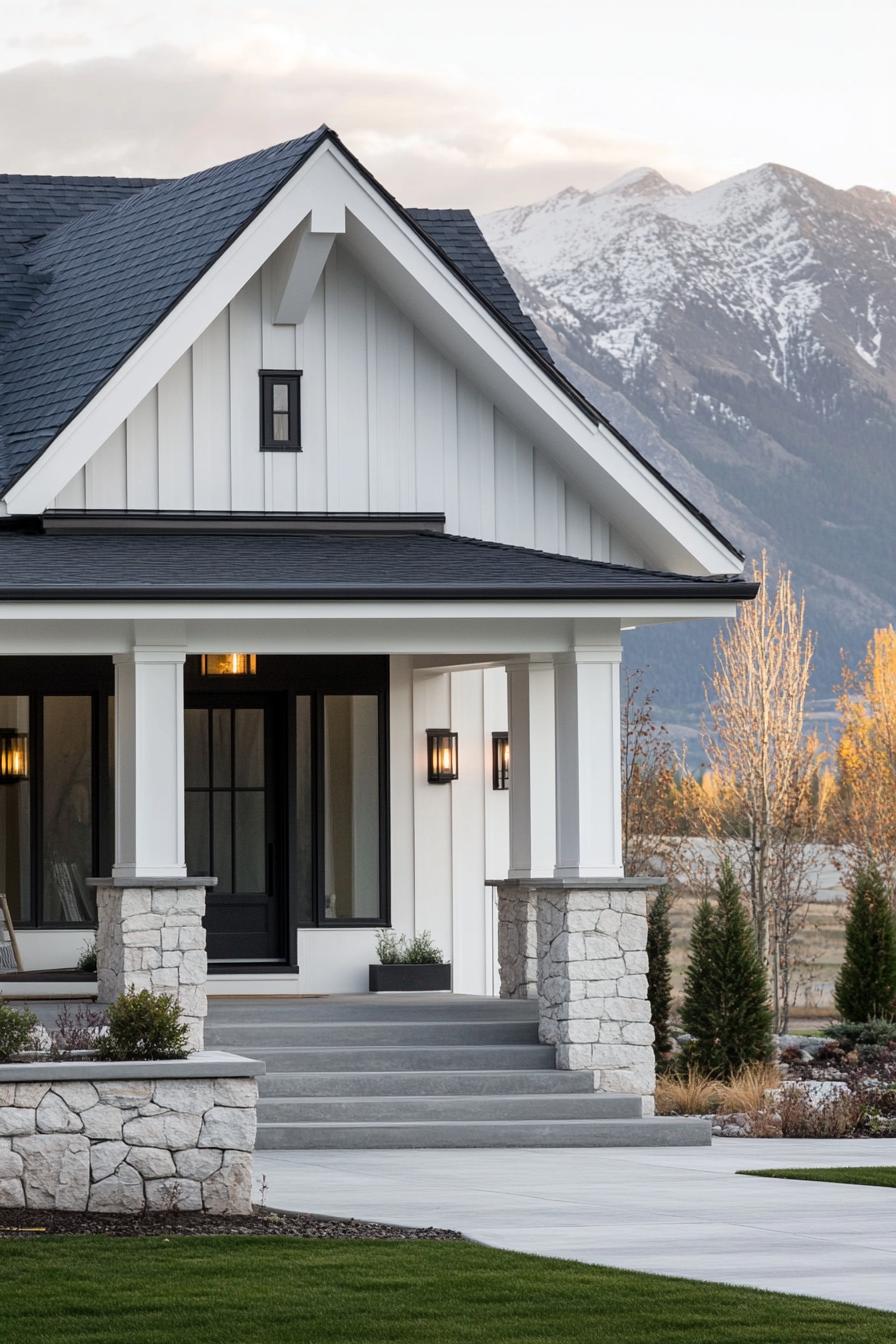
[406,209,552,361]
[0,131,328,491]
[0,524,756,601]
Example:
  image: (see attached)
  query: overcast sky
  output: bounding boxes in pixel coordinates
[1,0,892,209]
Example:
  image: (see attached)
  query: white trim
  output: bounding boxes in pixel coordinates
[2,141,741,576]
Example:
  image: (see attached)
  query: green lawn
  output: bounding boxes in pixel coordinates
[0,1238,893,1344]
[741,1166,896,1190]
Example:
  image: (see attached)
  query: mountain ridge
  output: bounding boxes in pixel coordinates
[481,161,896,729]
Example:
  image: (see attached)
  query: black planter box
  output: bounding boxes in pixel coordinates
[368,962,452,992]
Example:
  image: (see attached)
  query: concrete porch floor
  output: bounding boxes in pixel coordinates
[254,1139,896,1312]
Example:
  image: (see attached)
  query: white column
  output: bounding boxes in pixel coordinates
[553,638,623,881]
[113,647,186,879]
[506,657,556,880]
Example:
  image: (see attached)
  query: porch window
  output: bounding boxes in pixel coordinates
[0,671,111,930]
[323,695,380,921]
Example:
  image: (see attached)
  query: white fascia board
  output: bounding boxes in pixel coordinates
[0,598,739,658]
[2,144,344,515]
[329,153,742,577]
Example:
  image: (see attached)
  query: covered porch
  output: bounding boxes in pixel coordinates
[0,514,752,1108]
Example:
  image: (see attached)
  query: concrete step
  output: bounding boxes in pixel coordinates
[205,1020,539,1048]
[207,996,538,1024]
[255,1115,711,1149]
[246,1044,558,1072]
[258,1068,596,1098]
[257,1092,643,1122]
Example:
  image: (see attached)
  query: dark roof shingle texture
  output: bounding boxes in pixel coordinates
[0,525,755,600]
[0,132,327,490]
[406,209,552,360]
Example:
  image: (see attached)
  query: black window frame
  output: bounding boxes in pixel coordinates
[0,658,113,930]
[185,655,390,936]
[259,369,302,451]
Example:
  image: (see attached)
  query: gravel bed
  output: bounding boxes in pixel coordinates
[0,1206,463,1241]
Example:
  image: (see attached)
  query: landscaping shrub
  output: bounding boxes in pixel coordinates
[374,929,444,965]
[834,863,896,1023]
[0,1003,38,1062]
[646,886,673,1057]
[829,1019,896,1048]
[49,1003,108,1059]
[761,1087,864,1139]
[96,988,190,1062]
[680,859,774,1077]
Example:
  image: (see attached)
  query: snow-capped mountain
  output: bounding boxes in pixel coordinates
[481,164,896,723]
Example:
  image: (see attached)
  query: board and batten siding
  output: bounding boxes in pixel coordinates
[52,245,638,564]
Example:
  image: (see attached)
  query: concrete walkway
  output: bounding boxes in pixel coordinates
[255,1139,896,1312]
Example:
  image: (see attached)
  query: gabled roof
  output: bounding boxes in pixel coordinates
[0,134,550,497]
[0,520,756,601]
[0,128,742,565]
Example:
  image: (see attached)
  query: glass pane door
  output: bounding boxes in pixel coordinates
[185,700,282,963]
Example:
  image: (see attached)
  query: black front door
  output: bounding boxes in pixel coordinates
[184,695,284,965]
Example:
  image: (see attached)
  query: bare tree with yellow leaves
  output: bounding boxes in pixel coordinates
[700,553,821,1031]
[836,627,896,888]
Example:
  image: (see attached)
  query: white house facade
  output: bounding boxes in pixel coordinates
[0,129,755,1118]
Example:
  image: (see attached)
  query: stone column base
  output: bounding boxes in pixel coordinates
[533,879,660,1106]
[495,883,538,999]
[93,878,214,1052]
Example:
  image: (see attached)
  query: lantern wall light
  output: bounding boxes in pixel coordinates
[0,729,29,783]
[200,654,257,677]
[426,729,458,784]
[491,731,510,791]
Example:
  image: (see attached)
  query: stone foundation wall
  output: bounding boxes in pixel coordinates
[96,883,208,1051]
[0,1066,257,1215]
[496,885,538,999]
[536,884,656,1103]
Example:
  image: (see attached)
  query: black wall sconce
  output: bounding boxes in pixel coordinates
[0,729,29,783]
[427,729,458,783]
[491,732,510,791]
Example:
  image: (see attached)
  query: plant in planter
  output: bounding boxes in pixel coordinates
[76,939,98,974]
[96,988,190,1061]
[0,1003,39,1062]
[48,1002,108,1060]
[369,929,451,991]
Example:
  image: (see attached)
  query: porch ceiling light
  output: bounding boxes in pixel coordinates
[491,732,510,791]
[200,654,257,677]
[427,729,458,784]
[0,728,29,783]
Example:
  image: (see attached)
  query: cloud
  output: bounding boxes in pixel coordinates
[0,44,687,209]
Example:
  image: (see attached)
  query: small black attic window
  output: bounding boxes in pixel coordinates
[259,370,301,450]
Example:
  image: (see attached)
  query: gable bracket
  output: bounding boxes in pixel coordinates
[272,209,343,326]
